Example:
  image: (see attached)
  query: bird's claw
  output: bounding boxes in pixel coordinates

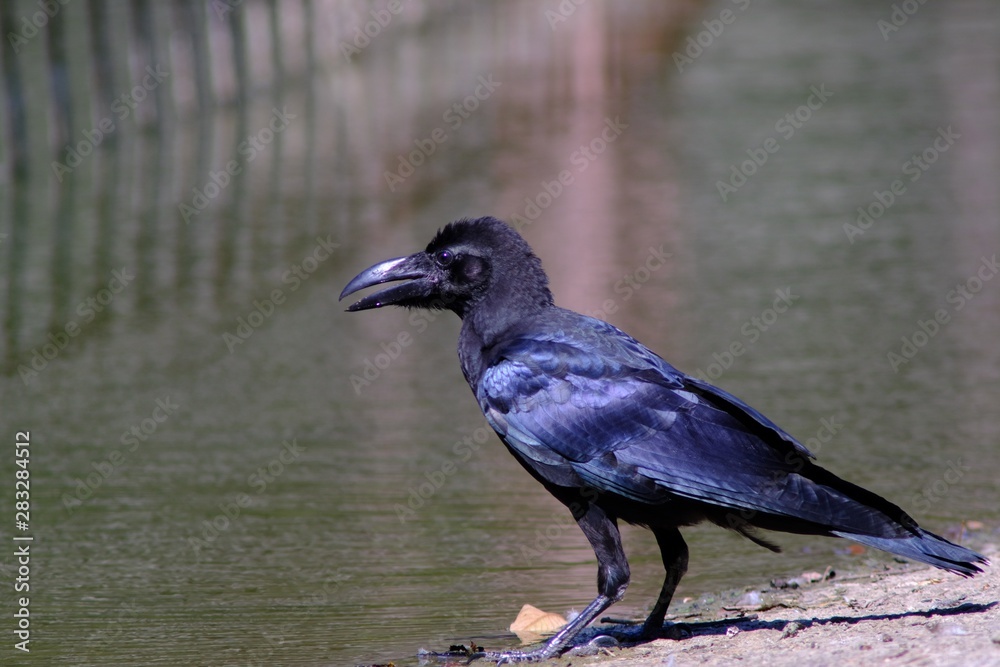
[566,634,620,656]
[474,649,551,664]
[473,633,620,663]
[418,646,552,665]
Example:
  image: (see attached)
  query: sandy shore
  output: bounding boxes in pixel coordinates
[554,542,999,667]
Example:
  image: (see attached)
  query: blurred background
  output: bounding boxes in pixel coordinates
[1,0,998,665]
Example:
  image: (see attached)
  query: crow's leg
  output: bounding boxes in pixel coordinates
[477,503,629,663]
[639,526,688,639]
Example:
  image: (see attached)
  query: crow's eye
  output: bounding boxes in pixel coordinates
[435,250,454,267]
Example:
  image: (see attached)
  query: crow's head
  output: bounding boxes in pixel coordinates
[340,217,553,319]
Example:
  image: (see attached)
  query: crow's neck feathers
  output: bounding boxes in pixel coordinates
[438,218,552,385]
[466,258,552,343]
[438,218,553,346]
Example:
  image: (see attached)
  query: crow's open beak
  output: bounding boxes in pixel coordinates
[339,253,435,311]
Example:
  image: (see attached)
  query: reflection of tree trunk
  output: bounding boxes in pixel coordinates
[47,5,75,331]
[3,179,29,370]
[259,0,286,271]
[941,0,1000,469]
[1,0,696,375]
[942,1,1000,259]
[46,0,73,149]
[180,0,214,118]
[134,111,169,317]
[131,0,166,128]
[489,1,691,345]
[49,162,77,334]
[214,95,249,305]
[302,0,319,236]
[0,2,30,370]
[92,136,123,318]
[88,0,117,134]
[0,1,29,177]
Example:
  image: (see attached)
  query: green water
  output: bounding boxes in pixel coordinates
[1,1,998,665]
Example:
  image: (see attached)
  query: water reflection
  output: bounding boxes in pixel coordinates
[1,1,998,665]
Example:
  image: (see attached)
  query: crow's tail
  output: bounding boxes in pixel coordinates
[831,528,988,576]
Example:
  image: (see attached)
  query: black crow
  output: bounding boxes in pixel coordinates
[340,217,987,662]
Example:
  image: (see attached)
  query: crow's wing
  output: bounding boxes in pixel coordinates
[478,329,902,535]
